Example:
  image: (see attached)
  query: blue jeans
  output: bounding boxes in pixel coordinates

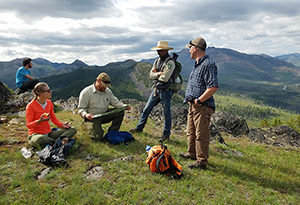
[136,89,173,136]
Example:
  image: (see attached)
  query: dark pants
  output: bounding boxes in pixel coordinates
[135,89,173,137]
[86,108,125,141]
[20,78,39,92]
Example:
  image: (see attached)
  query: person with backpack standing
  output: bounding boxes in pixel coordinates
[129,41,175,143]
[179,37,218,169]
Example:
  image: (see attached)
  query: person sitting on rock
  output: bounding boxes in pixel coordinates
[15,58,39,94]
[26,82,77,150]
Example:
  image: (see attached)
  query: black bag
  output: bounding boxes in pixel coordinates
[36,136,76,167]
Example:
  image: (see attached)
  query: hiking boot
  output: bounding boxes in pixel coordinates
[129,128,142,133]
[179,153,196,160]
[188,161,207,169]
[159,135,169,143]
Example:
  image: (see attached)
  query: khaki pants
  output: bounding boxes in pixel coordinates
[28,127,77,150]
[187,104,213,165]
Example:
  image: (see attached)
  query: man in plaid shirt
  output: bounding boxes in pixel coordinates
[180,37,218,169]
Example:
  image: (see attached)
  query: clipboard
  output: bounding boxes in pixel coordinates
[92,106,127,119]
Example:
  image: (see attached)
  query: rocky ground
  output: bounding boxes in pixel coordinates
[1,82,300,149]
[1,83,300,181]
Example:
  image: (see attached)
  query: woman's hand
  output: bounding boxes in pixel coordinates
[62,122,71,129]
[37,113,50,124]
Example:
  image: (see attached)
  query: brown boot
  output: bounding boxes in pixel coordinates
[188,161,207,169]
[179,153,196,160]
[129,128,142,133]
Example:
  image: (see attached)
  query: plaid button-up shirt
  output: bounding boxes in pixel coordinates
[184,55,218,109]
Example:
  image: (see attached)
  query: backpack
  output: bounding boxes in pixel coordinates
[104,130,135,145]
[168,53,183,95]
[146,144,183,179]
[35,136,76,167]
[153,53,183,94]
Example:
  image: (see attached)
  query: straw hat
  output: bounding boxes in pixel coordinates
[151,41,174,50]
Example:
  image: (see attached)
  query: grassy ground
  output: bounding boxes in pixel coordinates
[0,109,300,205]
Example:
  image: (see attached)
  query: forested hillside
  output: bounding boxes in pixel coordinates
[2,47,300,113]
[41,60,144,102]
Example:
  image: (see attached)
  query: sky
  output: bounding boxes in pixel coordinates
[0,0,299,66]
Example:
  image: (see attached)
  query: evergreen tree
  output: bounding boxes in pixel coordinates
[260,118,269,128]
[271,118,282,127]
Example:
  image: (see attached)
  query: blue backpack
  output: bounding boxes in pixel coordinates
[104,130,135,145]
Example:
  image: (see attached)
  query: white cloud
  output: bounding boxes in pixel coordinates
[0,0,299,65]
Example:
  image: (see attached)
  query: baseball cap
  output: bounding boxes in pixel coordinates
[97,72,111,87]
[185,37,207,50]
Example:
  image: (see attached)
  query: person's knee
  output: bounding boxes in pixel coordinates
[63,127,77,138]
[118,111,125,117]
[29,136,46,149]
[69,127,77,135]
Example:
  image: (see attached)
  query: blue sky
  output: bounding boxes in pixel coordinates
[0,0,299,65]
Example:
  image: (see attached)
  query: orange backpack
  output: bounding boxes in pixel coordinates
[146,144,183,179]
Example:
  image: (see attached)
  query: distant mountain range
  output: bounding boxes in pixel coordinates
[1,49,300,112]
[0,58,87,89]
[276,53,300,67]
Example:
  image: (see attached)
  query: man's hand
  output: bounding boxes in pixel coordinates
[152,68,158,73]
[126,105,131,110]
[24,74,34,80]
[152,68,163,76]
[85,113,93,121]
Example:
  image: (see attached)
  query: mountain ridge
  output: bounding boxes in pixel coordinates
[276,52,300,67]
[1,48,300,112]
[0,58,87,89]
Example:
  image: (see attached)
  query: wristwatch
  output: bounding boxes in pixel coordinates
[196,99,202,105]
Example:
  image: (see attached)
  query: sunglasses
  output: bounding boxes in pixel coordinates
[189,40,197,48]
[102,80,111,84]
[43,89,51,93]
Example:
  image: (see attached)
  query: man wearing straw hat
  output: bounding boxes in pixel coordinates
[129,41,175,143]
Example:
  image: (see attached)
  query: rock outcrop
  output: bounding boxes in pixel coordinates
[0,82,12,102]
[0,81,35,115]
[1,93,299,148]
[248,125,300,148]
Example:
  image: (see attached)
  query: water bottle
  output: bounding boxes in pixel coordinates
[21,147,32,158]
[146,145,151,153]
[175,77,181,83]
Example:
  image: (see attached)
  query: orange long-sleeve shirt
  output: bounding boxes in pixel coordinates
[26,99,63,135]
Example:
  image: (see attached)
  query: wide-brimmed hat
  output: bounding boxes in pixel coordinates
[151,41,174,50]
[97,72,111,87]
[185,37,207,50]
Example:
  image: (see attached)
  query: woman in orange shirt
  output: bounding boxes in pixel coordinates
[26,82,76,149]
